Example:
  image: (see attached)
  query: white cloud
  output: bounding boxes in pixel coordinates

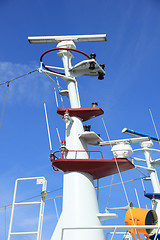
[0,61,55,106]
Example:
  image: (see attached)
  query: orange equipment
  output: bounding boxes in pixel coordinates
[125,207,158,240]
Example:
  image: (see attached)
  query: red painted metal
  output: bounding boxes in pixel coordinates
[57,108,104,122]
[40,47,90,75]
[50,150,134,179]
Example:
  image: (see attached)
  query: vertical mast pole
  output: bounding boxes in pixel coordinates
[141,141,160,223]
[50,40,104,240]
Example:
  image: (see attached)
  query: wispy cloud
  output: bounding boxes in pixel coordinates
[0,61,55,106]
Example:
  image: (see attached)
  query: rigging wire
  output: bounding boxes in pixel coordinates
[106,175,114,208]
[0,69,39,86]
[43,72,63,90]
[101,117,136,227]
[0,176,144,211]
[0,69,39,131]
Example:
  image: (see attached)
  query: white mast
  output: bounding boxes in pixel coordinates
[53,39,102,240]
[28,34,107,240]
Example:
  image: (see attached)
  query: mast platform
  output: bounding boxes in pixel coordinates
[50,150,134,179]
[57,107,104,122]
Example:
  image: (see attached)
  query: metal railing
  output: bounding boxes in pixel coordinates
[8,177,47,240]
[53,149,104,160]
[61,225,160,240]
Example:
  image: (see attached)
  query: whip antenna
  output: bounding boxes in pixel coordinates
[56,127,61,145]
[149,107,160,143]
[54,88,59,108]
[44,102,53,153]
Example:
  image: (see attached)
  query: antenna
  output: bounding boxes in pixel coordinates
[141,178,146,192]
[28,34,107,44]
[54,88,59,108]
[44,102,53,152]
[135,188,141,208]
[149,108,160,143]
[56,127,61,145]
[53,198,59,220]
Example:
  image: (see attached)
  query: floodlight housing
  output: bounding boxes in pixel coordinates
[28,34,107,44]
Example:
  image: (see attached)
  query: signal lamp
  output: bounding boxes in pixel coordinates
[125,207,158,239]
[83,125,91,132]
[152,195,156,206]
[59,140,67,155]
[89,62,95,70]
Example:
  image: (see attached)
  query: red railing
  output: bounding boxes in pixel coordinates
[52,150,104,160]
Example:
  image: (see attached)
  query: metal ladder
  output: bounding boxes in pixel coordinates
[8,177,47,240]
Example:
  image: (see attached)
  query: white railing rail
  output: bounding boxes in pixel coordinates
[61,225,160,240]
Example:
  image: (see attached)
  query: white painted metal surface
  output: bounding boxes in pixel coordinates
[69,59,105,77]
[100,136,150,146]
[132,140,160,226]
[50,39,105,240]
[61,225,159,240]
[28,34,107,43]
[8,177,47,240]
[79,131,103,145]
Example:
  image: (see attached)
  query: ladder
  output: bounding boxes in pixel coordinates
[8,177,47,240]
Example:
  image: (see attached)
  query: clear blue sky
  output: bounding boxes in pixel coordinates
[0,0,160,239]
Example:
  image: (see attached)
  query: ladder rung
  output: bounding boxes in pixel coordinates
[10,231,38,235]
[14,201,41,206]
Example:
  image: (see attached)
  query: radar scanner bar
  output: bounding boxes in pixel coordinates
[100,136,150,146]
[28,34,107,44]
[122,128,160,143]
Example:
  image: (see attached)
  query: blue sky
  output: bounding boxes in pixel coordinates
[1,0,160,239]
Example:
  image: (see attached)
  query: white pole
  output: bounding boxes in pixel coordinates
[54,88,59,108]
[141,141,160,224]
[135,188,141,208]
[51,40,104,240]
[56,127,61,145]
[54,198,59,220]
[44,102,53,152]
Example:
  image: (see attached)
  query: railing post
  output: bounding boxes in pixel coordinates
[111,227,117,240]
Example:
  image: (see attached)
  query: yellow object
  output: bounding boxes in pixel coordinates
[125,207,157,239]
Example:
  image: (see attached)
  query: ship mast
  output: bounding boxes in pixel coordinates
[28,34,134,240]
